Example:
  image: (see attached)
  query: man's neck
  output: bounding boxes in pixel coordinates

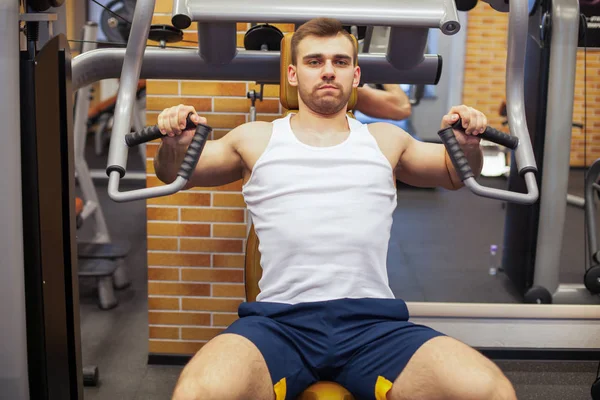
[291,106,349,136]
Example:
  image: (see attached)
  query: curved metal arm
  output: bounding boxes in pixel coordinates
[505,0,537,176]
[438,124,538,205]
[105,0,155,202]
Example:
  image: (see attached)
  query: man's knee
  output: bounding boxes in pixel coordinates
[171,376,231,400]
[464,370,516,400]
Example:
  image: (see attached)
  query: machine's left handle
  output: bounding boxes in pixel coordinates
[108,112,212,203]
[124,113,212,182]
[124,112,197,147]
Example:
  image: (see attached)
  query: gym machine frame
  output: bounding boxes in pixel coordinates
[70,0,600,349]
[1,1,85,398]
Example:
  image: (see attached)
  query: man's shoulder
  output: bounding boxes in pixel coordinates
[231,120,274,138]
[229,121,275,152]
[365,121,409,140]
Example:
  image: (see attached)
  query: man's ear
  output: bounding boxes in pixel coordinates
[288,64,298,87]
[352,65,361,88]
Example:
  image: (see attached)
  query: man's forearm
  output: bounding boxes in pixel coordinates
[154,141,189,184]
[444,145,484,189]
[382,84,412,118]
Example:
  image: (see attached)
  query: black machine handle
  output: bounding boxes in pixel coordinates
[439,118,518,182]
[452,118,519,149]
[125,113,212,181]
[125,112,198,146]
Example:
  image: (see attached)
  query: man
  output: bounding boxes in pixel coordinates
[155,17,516,400]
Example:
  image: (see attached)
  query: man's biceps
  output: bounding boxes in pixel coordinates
[402,141,444,169]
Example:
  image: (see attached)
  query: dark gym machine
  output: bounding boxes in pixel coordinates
[16,1,84,398]
[501,0,600,304]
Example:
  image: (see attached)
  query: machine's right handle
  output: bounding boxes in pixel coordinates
[438,121,538,205]
[451,119,519,150]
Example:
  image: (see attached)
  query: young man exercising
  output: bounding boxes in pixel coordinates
[155,17,516,400]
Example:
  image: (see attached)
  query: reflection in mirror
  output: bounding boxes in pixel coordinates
[381,3,600,306]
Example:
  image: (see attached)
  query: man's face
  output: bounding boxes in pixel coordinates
[288,34,361,116]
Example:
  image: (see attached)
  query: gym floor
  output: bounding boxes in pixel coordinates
[78,149,599,399]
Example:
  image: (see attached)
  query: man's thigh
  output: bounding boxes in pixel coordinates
[387,336,516,400]
[222,312,320,399]
[172,333,275,400]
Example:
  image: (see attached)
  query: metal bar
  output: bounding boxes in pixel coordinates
[37,4,65,48]
[108,172,186,202]
[0,1,29,398]
[553,284,600,304]
[567,193,585,208]
[73,23,97,158]
[407,301,600,319]
[198,22,237,64]
[73,22,112,243]
[106,0,155,186]
[172,0,460,33]
[90,170,147,181]
[532,0,580,294]
[362,26,374,53]
[506,0,537,174]
[72,49,443,91]
[386,27,429,70]
[463,172,538,204]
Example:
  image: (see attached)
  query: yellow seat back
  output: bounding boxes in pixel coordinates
[244,224,262,302]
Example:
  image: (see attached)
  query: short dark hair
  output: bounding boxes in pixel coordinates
[291,18,358,66]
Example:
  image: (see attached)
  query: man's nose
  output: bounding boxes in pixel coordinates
[322,60,336,79]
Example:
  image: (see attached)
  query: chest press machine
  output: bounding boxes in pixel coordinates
[75,0,542,397]
[2,0,598,399]
[73,0,600,391]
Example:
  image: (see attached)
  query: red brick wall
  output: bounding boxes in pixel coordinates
[145,0,292,355]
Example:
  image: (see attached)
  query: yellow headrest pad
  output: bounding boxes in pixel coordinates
[280,32,358,111]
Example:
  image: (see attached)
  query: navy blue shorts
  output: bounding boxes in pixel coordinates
[222,297,445,400]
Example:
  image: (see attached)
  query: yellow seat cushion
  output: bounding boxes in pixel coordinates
[297,381,355,400]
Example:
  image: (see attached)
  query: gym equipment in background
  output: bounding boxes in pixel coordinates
[500,0,600,304]
[73,21,131,309]
[578,159,600,295]
[99,0,136,42]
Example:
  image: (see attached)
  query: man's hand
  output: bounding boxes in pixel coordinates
[154,104,208,184]
[441,105,487,187]
[440,104,488,149]
[157,104,208,147]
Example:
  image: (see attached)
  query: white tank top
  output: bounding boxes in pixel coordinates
[242,114,397,304]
